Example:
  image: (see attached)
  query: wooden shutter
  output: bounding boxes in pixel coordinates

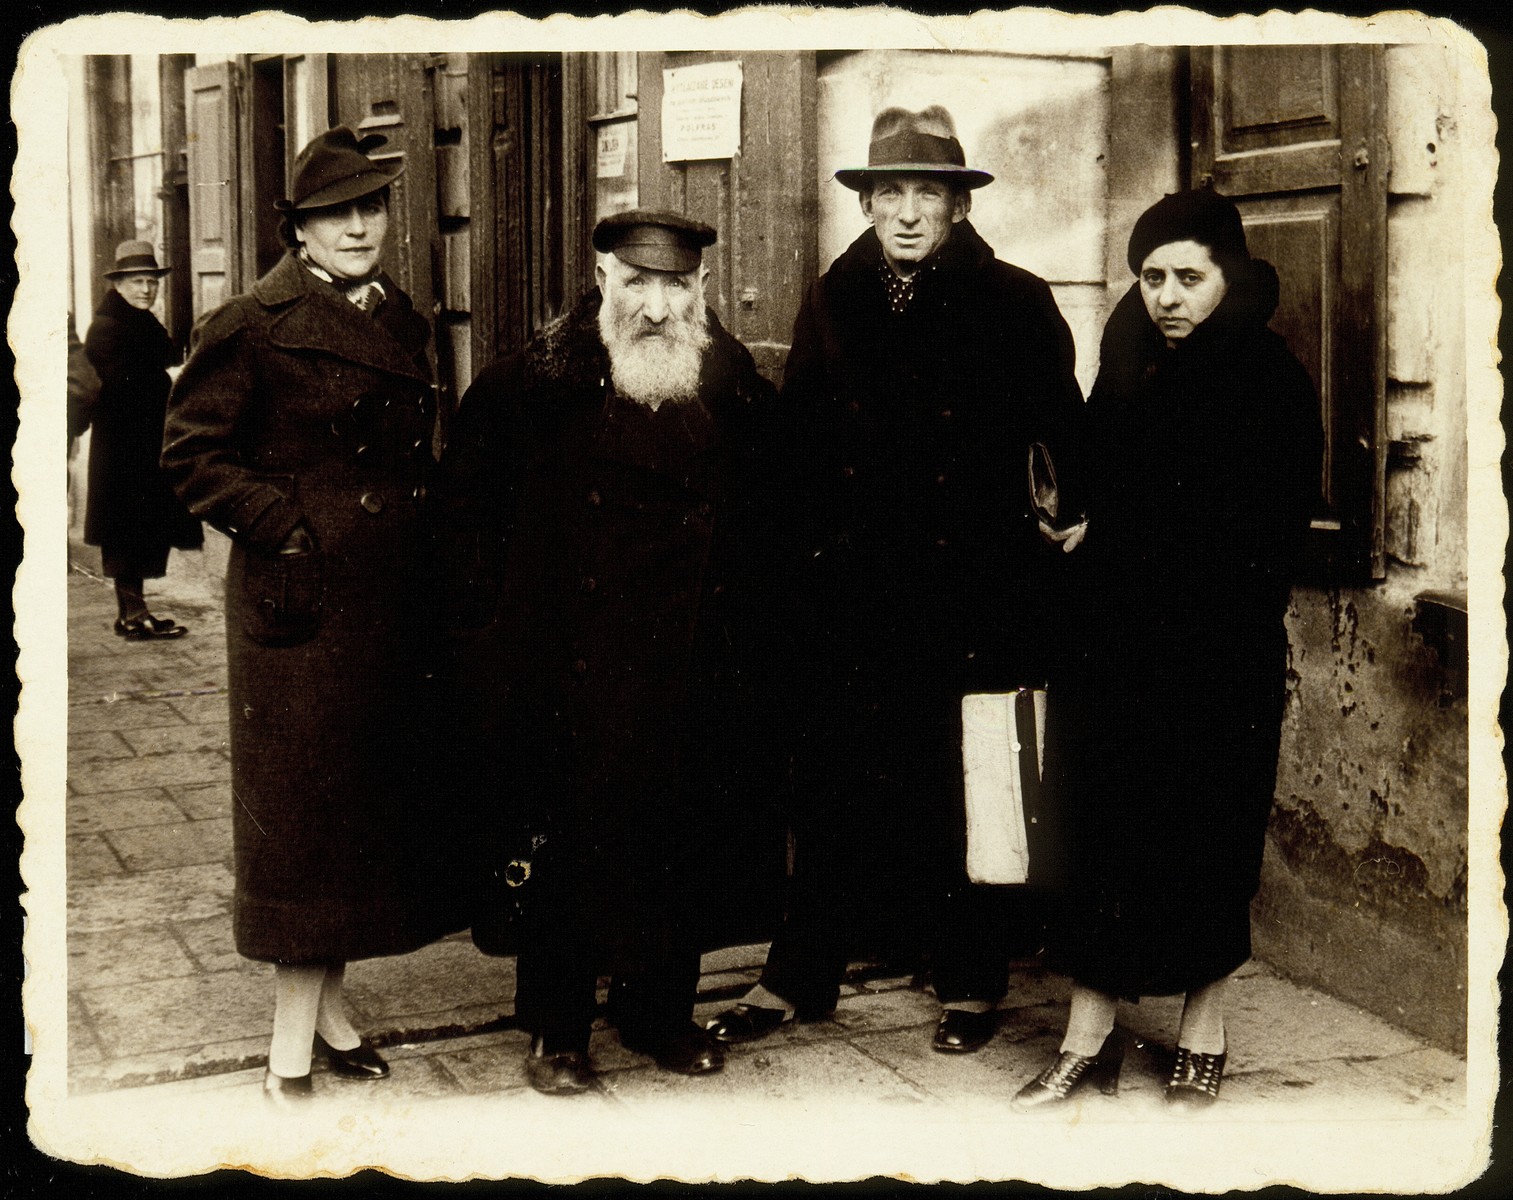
[183,60,241,318]
[1191,45,1388,581]
[634,51,819,385]
[332,54,439,332]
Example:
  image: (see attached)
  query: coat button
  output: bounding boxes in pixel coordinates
[587,489,602,507]
[841,466,855,478]
[360,492,385,514]
[941,409,952,419]
[936,474,947,485]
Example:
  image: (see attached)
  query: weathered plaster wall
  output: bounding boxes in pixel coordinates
[1254,43,1470,1052]
[816,50,1111,398]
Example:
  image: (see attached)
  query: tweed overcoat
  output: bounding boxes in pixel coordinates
[83,288,203,569]
[774,220,1085,959]
[162,253,463,963]
[432,290,788,961]
[1038,263,1323,998]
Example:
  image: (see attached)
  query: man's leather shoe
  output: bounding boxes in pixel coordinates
[933,1008,998,1053]
[621,1023,725,1075]
[315,1032,390,1079]
[262,1068,313,1108]
[704,1003,791,1045]
[525,1036,595,1095]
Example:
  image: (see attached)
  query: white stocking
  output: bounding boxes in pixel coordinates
[268,964,325,1078]
[1060,983,1119,1058]
[315,961,361,1051]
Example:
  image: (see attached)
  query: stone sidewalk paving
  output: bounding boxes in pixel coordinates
[59,542,1467,1120]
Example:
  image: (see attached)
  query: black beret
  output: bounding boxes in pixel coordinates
[592,209,717,273]
[1127,188,1249,274]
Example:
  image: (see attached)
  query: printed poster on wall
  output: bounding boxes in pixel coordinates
[661,60,742,161]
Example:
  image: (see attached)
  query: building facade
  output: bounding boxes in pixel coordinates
[68,45,1474,1050]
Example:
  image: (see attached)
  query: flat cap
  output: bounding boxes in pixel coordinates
[592,209,716,273]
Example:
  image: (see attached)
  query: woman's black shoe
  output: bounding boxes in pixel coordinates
[115,614,187,640]
[1011,1031,1124,1111]
[704,1003,791,1045]
[315,1032,390,1079]
[262,1069,313,1108]
[525,1036,595,1095]
[933,1008,997,1053]
[1165,1047,1226,1109]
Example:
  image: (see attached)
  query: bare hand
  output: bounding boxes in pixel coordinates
[1038,518,1088,553]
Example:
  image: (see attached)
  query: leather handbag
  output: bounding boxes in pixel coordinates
[961,688,1047,885]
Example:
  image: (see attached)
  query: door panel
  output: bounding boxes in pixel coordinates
[1192,44,1387,580]
[332,53,439,335]
[184,61,240,318]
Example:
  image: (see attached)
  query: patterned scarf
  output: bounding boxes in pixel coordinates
[877,256,937,314]
[298,250,387,313]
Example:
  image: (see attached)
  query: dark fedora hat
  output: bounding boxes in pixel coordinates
[833,106,994,191]
[104,240,170,278]
[592,209,717,273]
[274,126,405,213]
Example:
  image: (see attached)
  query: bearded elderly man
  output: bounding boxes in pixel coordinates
[434,211,784,1094]
[707,106,1085,1056]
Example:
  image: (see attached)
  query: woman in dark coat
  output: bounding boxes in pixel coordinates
[83,241,203,638]
[1014,189,1323,1111]
[162,128,459,1104]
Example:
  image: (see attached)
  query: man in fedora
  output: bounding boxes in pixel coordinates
[433,210,786,1093]
[705,105,1085,1055]
[82,239,202,639]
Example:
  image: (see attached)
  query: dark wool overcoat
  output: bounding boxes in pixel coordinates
[777,220,1085,959]
[162,254,463,964]
[432,290,788,962]
[1038,263,1323,998]
[84,288,203,571]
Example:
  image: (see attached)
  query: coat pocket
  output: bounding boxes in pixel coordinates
[241,548,324,647]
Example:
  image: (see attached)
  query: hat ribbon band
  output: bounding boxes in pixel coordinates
[868,130,967,170]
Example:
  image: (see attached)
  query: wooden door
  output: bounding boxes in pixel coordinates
[332,53,440,347]
[1191,45,1388,581]
[183,60,241,318]
[633,51,819,385]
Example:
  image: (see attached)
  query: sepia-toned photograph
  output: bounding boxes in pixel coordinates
[12,7,1502,1187]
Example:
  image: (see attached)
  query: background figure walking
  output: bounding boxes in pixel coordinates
[82,240,202,639]
[1016,188,1323,1112]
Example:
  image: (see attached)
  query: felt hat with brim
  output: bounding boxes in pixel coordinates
[104,240,170,277]
[833,105,994,191]
[593,209,717,273]
[274,126,405,213]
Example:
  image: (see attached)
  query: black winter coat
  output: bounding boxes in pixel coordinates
[84,289,203,566]
[775,222,1084,956]
[1040,263,1323,998]
[162,254,463,964]
[434,292,788,960]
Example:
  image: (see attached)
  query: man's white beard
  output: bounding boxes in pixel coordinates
[598,298,710,410]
